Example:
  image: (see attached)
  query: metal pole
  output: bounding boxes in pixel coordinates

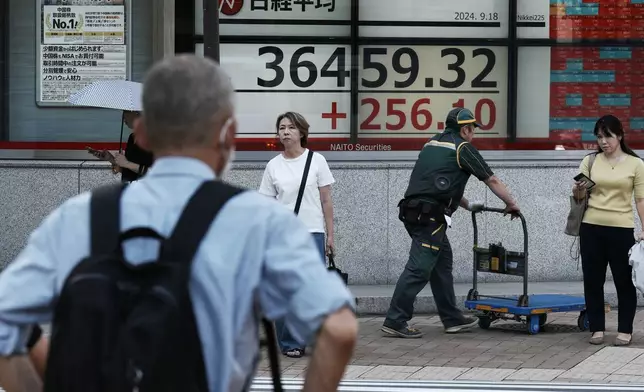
[507,0,518,142]
[203,0,220,62]
[119,111,125,153]
[349,0,358,144]
[0,0,8,141]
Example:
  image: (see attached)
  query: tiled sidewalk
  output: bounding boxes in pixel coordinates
[257,310,644,384]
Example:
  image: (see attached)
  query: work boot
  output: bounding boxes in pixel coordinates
[381,325,423,338]
[445,316,478,334]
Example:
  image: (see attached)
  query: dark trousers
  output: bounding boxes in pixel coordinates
[580,222,637,334]
[384,219,466,330]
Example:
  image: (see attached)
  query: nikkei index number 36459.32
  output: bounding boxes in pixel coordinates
[255,45,498,90]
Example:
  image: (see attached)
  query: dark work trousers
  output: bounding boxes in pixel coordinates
[384,218,467,330]
[579,222,637,334]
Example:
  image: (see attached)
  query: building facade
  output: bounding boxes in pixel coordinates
[1,0,642,286]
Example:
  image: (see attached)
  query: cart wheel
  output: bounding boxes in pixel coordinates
[577,310,590,331]
[467,289,478,301]
[539,314,548,327]
[478,316,492,330]
[527,316,540,335]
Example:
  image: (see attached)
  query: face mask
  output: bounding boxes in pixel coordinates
[221,147,235,179]
[218,118,235,179]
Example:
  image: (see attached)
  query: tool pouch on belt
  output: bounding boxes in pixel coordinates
[398,198,440,226]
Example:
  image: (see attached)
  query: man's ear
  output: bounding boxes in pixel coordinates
[218,117,237,150]
[133,116,150,150]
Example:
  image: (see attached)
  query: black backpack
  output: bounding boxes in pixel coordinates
[43,180,283,392]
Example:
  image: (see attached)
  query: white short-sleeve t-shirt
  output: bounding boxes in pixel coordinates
[259,149,335,233]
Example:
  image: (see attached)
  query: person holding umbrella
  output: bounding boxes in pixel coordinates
[113,110,154,183]
[69,80,154,182]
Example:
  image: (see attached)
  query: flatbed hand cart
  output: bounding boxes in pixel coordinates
[464,207,591,335]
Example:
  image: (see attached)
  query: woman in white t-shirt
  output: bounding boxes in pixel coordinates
[258,111,336,358]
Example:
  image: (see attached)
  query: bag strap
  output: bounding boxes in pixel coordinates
[90,183,129,255]
[588,153,597,180]
[571,153,599,266]
[328,252,337,269]
[164,181,283,391]
[261,319,283,392]
[160,180,244,263]
[294,150,314,216]
[584,153,598,200]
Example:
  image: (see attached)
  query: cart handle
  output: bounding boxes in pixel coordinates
[471,207,528,257]
[471,207,529,302]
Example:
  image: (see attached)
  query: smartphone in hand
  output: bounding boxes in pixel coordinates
[86,146,116,165]
[574,173,596,189]
[85,146,101,158]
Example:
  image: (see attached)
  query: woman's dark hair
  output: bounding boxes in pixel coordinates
[594,114,639,158]
[275,112,310,147]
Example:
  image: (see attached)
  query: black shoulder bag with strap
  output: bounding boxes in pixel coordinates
[565,152,597,237]
[565,153,597,267]
[294,150,314,215]
[44,180,283,392]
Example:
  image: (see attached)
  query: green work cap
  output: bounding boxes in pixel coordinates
[445,107,481,128]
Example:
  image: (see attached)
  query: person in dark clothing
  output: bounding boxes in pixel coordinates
[381,107,521,338]
[114,110,154,182]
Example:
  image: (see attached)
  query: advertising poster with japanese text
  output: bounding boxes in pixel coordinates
[37,0,127,106]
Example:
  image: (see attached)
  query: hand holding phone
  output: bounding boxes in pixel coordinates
[86,146,116,165]
[85,146,101,158]
[574,173,596,190]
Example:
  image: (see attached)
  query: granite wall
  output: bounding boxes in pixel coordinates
[1,159,635,285]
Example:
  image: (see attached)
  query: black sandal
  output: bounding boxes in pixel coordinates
[283,348,304,358]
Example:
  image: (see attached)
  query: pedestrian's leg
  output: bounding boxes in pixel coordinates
[428,234,477,332]
[579,223,609,340]
[278,232,325,357]
[606,226,637,344]
[311,232,326,264]
[275,318,305,358]
[382,227,439,338]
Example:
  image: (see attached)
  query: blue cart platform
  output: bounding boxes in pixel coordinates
[464,207,593,335]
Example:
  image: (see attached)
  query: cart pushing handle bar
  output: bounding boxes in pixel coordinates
[471,207,528,256]
[471,207,529,302]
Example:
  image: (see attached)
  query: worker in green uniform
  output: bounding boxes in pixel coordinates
[382,107,520,338]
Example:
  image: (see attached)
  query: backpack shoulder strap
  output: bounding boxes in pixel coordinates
[90,183,128,255]
[294,150,314,216]
[160,180,245,263]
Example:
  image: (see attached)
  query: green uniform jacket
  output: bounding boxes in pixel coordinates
[404,128,494,214]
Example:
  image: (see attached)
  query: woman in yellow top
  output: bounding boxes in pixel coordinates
[573,114,644,347]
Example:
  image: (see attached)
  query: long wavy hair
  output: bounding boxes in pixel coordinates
[594,114,639,158]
